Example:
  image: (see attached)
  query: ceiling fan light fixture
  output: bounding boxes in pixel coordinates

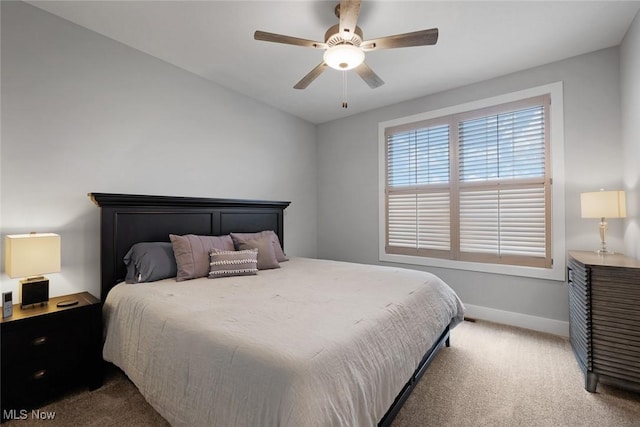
[323,44,364,71]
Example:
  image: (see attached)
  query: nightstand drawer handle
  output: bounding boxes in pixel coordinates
[32,336,48,346]
[32,369,47,380]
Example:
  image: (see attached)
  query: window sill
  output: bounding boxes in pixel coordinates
[379,251,566,281]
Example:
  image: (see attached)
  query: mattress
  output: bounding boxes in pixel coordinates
[102,257,464,427]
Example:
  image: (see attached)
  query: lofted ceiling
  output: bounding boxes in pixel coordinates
[28,1,640,124]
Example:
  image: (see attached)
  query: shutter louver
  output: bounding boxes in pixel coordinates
[417,192,450,251]
[459,190,500,254]
[388,193,418,248]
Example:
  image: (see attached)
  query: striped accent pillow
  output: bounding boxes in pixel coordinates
[209,249,258,279]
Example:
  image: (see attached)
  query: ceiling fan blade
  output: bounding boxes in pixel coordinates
[361,28,439,51]
[354,62,384,89]
[294,62,329,89]
[254,31,327,49]
[338,0,361,35]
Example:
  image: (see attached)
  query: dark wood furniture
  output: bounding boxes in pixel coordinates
[89,192,452,427]
[90,192,290,302]
[568,251,640,393]
[0,292,102,419]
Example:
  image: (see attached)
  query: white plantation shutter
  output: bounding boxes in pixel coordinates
[417,192,450,251]
[385,95,551,268]
[459,106,546,181]
[387,193,418,248]
[386,193,451,249]
[459,187,547,263]
[386,123,451,257]
[387,125,450,186]
[457,101,549,266]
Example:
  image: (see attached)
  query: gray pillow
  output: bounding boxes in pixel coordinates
[209,249,258,278]
[123,242,177,283]
[231,234,280,270]
[170,234,235,281]
[230,230,288,262]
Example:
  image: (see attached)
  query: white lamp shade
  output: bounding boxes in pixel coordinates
[323,44,365,71]
[5,233,61,278]
[580,190,627,219]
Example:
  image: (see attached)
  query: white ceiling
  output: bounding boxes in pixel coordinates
[28,1,640,124]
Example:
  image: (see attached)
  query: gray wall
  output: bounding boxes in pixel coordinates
[621,11,640,260]
[2,1,635,326]
[0,1,318,300]
[317,47,625,325]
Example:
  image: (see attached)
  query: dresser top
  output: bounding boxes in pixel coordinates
[569,251,640,269]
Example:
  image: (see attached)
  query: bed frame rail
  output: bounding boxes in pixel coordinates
[378,325,451,427]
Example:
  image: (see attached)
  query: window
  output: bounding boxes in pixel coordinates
[379,83,565,280]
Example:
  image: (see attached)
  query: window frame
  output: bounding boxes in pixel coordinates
[378,82,566,281]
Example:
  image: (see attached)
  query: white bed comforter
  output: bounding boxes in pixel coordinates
[103,257,464,427]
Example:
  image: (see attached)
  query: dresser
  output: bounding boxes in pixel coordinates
[567,251,640,392]
[0,292,102,419]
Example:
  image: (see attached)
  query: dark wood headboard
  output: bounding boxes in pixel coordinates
[89,193,290,301]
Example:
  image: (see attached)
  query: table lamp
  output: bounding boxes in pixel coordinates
[580,190,626,255]
[5,233,61,308]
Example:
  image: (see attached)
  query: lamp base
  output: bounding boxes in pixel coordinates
[19,276,49,308]
[596,249,615,255]
[596,219,613,256]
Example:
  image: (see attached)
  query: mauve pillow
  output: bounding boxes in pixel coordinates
[231,234,280,270]
[230,230,288,262]
[169,234,235,281]
[123,242,177,283]
[209,249,258,278]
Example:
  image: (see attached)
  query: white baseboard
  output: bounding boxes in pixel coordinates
[463,304,569,338]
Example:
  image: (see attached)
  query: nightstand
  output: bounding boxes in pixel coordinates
[0,292,103,418]
[568,251,640,393]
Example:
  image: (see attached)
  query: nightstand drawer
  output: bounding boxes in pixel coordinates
[2,363,78,407]
[1,311,90,365]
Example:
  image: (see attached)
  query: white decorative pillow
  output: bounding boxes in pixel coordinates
[209,249,258,279]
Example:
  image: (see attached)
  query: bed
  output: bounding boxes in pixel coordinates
[90,192,464,427]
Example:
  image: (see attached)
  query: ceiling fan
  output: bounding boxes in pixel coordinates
[254,0,439,93]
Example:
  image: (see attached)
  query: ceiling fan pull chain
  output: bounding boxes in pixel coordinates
[342,71,348,109]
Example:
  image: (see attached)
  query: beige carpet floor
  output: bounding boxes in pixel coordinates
[5,320,640,426]
[392,320,640,427]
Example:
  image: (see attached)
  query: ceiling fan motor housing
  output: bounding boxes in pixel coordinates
[324,24,363,47]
